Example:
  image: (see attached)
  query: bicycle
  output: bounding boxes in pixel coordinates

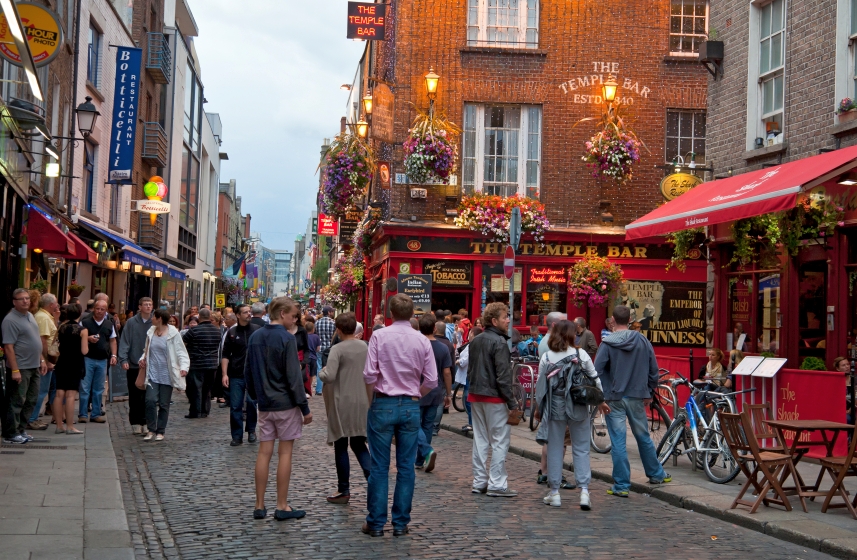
[646,369,679,450]
[589,404,611,453]
[451,382,466,413]
[656,373,754,483]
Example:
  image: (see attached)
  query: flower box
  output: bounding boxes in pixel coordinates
[840,110,857,124]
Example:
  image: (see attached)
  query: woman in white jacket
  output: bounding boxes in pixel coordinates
[136,309,190,441]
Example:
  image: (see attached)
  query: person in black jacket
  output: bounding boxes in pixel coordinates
[79,299,117,423]
[182,308,222,418]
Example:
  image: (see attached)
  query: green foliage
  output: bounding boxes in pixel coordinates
[799,356,827,371]
[666,227,703,272]
[30,279,49,294]
[760,352,776,358]
[311,237,329,285]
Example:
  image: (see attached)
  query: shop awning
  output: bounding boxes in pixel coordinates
[625,145,857,240]
[26,208,74,255]
[66,232,98,264]
[77,219,186,280]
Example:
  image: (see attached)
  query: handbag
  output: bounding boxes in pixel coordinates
[507,407,523,425]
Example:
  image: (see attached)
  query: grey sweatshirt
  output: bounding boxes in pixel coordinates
[593,329,658,401]
[117,314,152,368]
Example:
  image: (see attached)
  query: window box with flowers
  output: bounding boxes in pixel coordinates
[454,193,549,244]
[837,98,857,123]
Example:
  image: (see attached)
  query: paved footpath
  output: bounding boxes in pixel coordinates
[102,397,836,560]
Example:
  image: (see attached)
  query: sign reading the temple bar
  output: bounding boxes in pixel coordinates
[397,274,432,311]
[528,266,566,283]
[660,172,703,201]
[424,261,472,287]
[108,46,142,183]
[0,2,64,67]
[346,2,387,40]
[613,281,706,346]
[318,213,338,236]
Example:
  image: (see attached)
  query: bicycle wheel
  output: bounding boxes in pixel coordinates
[702,429,740,484]
[590,406,612,453]
[656,413,687,466]
[648,401,673,450]
[452,383,466,413]
[529,401,540,432]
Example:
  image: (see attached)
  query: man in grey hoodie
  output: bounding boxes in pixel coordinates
[593,305,670,498]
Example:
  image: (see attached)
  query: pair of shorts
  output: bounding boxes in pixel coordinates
[258,408,304,442]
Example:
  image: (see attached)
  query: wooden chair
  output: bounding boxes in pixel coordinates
[819,419,857,519]
[745,402,810,493]
[719,411,807,514]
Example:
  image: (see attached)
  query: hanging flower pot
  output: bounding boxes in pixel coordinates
[454,194,550,244]
[567,256,624,307]
[320,133,376,219]
[403,108,460,185]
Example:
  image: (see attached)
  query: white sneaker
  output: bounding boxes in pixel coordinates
[543,492,561,507]
[580,489,591,511]
[143,433,154,441]
[132,425,141,435]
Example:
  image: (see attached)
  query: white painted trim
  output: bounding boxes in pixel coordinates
[835,0,853,121]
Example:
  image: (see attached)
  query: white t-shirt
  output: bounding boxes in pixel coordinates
[93,316,117,338]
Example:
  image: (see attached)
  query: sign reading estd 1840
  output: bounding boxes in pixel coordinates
[347,2,387,40]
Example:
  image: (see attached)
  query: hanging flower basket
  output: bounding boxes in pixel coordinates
[403,109,460,185]
[454,194,550,244]
[567,256,624,307]
[321,250,365,309]
[67,280,85,297]
[320,133,375,219]
[353,208,382,257]
[582,127,642,183]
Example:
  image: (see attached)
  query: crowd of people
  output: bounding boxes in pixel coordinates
[2,288,684,537]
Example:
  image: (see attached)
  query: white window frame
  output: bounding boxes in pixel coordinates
[87,23,102,88]
[462,103,542,198]
[467,0,539,49]
[834,0,857,122]
[665,110,707,164]
[745,0,787,151]
[669,0,709,56]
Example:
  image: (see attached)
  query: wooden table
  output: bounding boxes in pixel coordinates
[764,419,853,498]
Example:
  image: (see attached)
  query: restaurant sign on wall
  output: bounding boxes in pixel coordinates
[613,281,706,346]
[423,261,472,288]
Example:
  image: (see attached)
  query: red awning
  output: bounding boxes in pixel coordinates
[66,232,99,264]
[625,145,857,240]
[26,208,75,255]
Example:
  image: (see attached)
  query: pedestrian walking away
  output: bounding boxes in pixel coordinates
[534,320,604,510]
[221,303,261,446]
[137,309,190,441]
[467,302,518,498]
[318,311,371,504]
[2,288,47,443]
[182,308,223,419]
[79,298,117,424]
[414,315,452,474]
[316,306,336,395]
[594,305,671,498]
[362,294,437,537]
[51,304,86,435]
[433,320,456,432]
[245,297,312,521]
[118,297,153,435]
[305,319,320,396]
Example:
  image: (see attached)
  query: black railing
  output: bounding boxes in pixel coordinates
[146,32,171,84]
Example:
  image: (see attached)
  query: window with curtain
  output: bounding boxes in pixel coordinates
[467,0,539,48]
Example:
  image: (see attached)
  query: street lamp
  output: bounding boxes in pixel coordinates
[75,97,100,137]
[362,91,373,116]
[356,116,369,139]
[424,67,440,99]
[602,75,618,105]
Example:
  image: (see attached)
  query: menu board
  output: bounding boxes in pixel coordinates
[751,357,788,378]
[490,268,522,293]
[397,274,432,312]
[731,355,765,376]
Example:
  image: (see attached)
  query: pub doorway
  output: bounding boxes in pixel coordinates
[431,292,469,317]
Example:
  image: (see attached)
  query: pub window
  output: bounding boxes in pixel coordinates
[665,110,706,164]
[467,0,539,49]
[525,266,567,326]
[670,0,708,55]
[481,263,525,326]
[462,104,542,198]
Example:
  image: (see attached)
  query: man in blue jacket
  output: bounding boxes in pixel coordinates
[594,305,671,498]
[245,297,312,521]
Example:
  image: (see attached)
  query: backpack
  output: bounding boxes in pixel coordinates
[545,349,604,407]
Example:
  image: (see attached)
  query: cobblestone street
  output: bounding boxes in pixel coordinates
[106,398,833,560]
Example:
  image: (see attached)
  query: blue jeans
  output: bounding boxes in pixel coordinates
[415,404,436,465]
[315,354,323,394]
[80,358,107,419]
[605,397,667,492]
[29,370,54,423]
[228,377,257,441]
[366,395,420,531]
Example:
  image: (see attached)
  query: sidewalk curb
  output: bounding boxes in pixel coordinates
[440,422,857,560]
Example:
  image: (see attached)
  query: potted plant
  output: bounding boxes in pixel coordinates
[319,133,375,219]
[698,29,723,63]
[567,256,624,308]
[836,98,857,123]
[30,278,49,294]
[403,109,460,185]
[67,280,85,298]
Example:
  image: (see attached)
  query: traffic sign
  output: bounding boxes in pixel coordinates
[503,246,515,279]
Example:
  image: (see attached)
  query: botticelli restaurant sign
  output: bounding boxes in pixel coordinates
[528,266,566,283]
[108,46,142,184]
[346,2,387,40]
[424,260,472,287]
[0,2,63,67]
[660,172,703,201]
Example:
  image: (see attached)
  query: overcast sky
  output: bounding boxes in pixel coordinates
[192,0,365,252]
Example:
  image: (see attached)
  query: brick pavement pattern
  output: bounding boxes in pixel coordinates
[107,399,833,559]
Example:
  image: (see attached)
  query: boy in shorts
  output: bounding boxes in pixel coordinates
[246,297,312,521]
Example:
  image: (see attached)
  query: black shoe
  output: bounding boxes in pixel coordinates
[393,526,409,537]
[361,522,384,537]
[184,414,199,419]
[248,432,257,443]
[274,508,306,520]
[443,408,450,414]
[253,508,267,519]
[230,439,242,446]
[200,413,208,418]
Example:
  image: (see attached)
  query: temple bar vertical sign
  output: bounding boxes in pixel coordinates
[108,46,142,183]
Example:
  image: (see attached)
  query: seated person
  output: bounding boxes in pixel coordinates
[517,326,542,359]
[697,348,730,389]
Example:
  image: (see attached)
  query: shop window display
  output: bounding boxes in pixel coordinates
[798,261,827,363]
[481,263,524,325]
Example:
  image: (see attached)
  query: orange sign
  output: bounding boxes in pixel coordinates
[406,240,422,251]
[0,2,63,67]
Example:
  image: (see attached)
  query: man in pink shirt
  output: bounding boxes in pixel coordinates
[362,294,437,538]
